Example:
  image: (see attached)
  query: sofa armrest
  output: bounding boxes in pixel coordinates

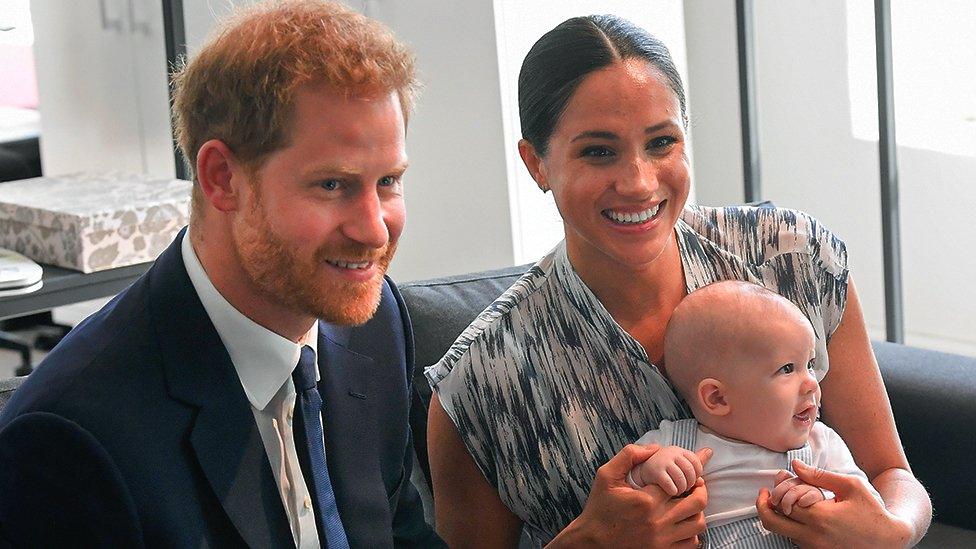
[400,264,530,405]
[872,341,976,530]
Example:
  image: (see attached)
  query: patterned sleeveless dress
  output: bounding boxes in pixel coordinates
[426,205,849,546]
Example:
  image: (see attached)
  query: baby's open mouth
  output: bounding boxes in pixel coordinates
[793,404,817,423]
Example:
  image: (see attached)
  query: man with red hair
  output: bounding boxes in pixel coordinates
[0,2,440,546]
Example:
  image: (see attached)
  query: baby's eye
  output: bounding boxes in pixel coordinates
[807,359,816,371]
[779,363,795,374]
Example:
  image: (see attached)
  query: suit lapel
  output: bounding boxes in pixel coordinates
[318,324,394,545]
[150,229,292,547]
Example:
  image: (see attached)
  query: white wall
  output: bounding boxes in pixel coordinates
[683,0,976,356]
[31,0,174,179]
[366,1,516,282]
[682,0,742,207]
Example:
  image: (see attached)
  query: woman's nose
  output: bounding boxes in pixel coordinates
[615,159,659,198]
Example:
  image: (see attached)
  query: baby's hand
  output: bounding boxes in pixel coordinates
[627,445,707,496]
[769,469,827,515]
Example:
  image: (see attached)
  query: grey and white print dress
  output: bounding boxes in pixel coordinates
[425,205,850,546]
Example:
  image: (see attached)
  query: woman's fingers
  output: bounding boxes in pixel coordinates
[665,478,708,523]
[756,488,806,539]
[601,444,661,487]
[670,510,708,544]
[791,459,859,497]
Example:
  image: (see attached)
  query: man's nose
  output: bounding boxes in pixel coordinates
[343,191,389,249]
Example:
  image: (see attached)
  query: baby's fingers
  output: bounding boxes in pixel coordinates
[675,453,701,492]
[769,474,801,506]
[796,486,825,508]
[665,462,688,495]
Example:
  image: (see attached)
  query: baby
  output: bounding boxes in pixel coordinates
[628,280,881,547]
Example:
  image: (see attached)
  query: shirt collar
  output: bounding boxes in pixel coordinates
[181,231,319,411]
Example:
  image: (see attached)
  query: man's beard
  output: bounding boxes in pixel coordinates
[231,193,396,326]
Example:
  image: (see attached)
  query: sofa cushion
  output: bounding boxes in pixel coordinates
[873,341,976,530]
[0,376,27,412]
[400,264,530,404]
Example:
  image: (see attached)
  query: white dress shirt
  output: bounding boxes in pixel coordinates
[181,232,321,548]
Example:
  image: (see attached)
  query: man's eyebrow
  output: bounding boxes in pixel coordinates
[570,121,679,143]
[302,161,410,179]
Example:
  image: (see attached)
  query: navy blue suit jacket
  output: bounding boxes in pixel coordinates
[0,230,440,547]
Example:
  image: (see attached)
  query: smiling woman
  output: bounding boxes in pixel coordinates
[425,13,931,549]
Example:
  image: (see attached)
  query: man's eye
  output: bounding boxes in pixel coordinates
[779,363,795,374]
[581,146,614,158]
[379,176,399,187]
[320,180,341,191]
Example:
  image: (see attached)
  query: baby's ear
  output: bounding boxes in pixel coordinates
[698,378,730,416]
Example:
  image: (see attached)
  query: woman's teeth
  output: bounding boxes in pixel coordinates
[326,259,370,270]
[604,202,662,224]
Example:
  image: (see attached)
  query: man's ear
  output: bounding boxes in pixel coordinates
[196,139,246,212]
[698,378,730,416]
[517,139,550,193]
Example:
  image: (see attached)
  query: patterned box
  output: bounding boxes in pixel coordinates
[0,173,191,272]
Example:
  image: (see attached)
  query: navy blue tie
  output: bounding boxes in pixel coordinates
[292,345,349,549]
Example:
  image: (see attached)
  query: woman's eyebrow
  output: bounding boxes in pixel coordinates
[644,121,678,134]
[571,130,617,142]
[570,121,678,142]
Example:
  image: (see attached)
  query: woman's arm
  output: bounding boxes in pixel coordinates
[758,277,932,546]
[428,394,523,547]
[428,394,709,548]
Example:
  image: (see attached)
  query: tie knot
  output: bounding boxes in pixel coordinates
[292,345,318,392]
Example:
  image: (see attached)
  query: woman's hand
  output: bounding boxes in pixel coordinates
[768,469,826,516]
[550,445,711,548]
[815,278,930,545]
[756,460,913,548]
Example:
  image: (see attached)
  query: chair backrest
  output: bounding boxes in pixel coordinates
[0,375,27,412]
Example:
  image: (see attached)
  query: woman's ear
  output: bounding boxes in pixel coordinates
[517,139,550,193]
[698,378,730,417]
[196,139,245,212]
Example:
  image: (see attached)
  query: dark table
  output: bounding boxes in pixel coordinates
[0,262,151,321]
[0,262,151,375]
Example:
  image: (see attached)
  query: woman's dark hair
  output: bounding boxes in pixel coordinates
[518,14,686,156]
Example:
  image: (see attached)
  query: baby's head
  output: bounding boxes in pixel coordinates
[665,281,820,452]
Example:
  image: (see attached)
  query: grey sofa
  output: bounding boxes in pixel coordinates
[2,265,973,545]
[400,264,976,546]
